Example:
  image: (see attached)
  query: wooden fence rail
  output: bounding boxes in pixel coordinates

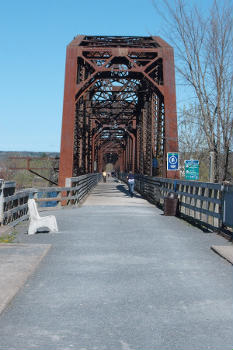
[119,173,232,233]
[0,173,102,227]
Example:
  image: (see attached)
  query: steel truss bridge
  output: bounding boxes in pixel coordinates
[59,35,178,186]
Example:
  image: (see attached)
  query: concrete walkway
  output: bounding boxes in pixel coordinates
[0,178,232,350]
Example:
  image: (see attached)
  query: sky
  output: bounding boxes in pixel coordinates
[0,0,215,152]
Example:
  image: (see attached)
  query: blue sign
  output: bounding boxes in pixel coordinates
[152,158,158,168]
[167,152,179,170]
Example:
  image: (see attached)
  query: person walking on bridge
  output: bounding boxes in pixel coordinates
[127,171,135,197]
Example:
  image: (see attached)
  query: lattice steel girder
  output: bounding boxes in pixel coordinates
[59,35,178,186]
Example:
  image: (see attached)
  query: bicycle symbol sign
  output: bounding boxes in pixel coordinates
[167,153,179,170]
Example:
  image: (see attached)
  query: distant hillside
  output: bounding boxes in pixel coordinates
[0,151,60,160]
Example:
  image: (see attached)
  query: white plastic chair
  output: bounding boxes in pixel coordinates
[27,199,58,235]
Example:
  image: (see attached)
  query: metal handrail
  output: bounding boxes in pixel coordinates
[0,173,102,227]
[119,173,232,233]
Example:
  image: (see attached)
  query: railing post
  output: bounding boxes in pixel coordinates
[0,180,4,225]
[63,177,72,206]
[220,183,225,231]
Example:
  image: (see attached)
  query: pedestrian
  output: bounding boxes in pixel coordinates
[127,171,135,197]
[102,170,107,183]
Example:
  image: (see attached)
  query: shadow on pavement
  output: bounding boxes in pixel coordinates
[116,184,141,198]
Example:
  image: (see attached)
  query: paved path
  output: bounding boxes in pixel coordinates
[0,178,232,349]
[0,243,51,314]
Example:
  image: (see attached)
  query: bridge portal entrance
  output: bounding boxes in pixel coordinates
[59,35,178,186]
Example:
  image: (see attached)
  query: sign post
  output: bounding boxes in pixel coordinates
[185,160,199,180]
[167,153,179,171]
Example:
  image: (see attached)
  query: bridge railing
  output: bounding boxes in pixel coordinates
[119,173,232,233]
[0,179,30,227]
[0,173,102,228]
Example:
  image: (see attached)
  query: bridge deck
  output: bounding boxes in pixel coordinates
[0,178,232,349]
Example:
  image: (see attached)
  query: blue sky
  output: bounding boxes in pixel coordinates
[0,0,215,152]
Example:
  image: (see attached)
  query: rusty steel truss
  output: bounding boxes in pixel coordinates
[59,35,179,186]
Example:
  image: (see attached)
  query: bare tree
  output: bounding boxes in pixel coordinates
[178,104,207,156]
[154,0,233,182]
[178,104,209,180]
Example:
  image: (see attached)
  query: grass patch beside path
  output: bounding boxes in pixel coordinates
[0,231,16,243]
